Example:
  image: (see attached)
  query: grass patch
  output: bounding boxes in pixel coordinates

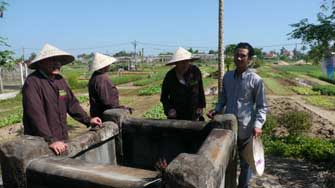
[291,86,320,95]
[143,103,166,119]
[312,85,335,96]
[111,74,146,85]
[0,110,22,128]
[138,85,161,96]
[263,77,294,95]
[263,135,335,162]
[303,96,335,110]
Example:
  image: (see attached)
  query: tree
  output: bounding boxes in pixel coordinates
[187,48,199,54]
[0,1,14,93]
[0,1,8,18]
[0,50,15,92]
[225,44,237,57]
[254,47,264,59]
[289,0,335,63]
[28,52,36,61]
[77,52,94,63]
[208,49,217,54]
[113,50,132,57]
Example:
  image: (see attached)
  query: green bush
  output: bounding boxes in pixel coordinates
[262,115,278,135]
[66,72,88,90]
[318,76,335,84]
[111,75,146,85]
[138,85,161,96]
[143,103,166,119]
[291,86,320,95]
[263,135,335,162]
[312,85,335,96]
[304,96,335,109]
[0,110,22,128]
[77,95,89,103]
[280,111,312,135]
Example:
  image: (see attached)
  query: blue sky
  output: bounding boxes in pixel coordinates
[0,0,323,57]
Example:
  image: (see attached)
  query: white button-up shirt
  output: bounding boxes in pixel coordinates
[215,69,268,139]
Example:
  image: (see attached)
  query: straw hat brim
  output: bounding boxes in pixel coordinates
[29,55,75,69]
[240,137,265,176]
[165,57,199,66]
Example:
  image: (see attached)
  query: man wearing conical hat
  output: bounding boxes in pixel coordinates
[22,44,102,155]
[160,47,206,121]
[88,53,129,119]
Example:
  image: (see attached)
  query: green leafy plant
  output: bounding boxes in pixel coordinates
[291,86,320,95]
[280,111,312,135]
[312,85,335,96]
[138,85,161,96]
[0,110,22,128]
[262,115,279,135]
[143,103,166,119]
[304,95,335,109]
[263,135,335,162]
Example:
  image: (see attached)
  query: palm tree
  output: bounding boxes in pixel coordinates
[0,2,8,18]
[218,0,225,96]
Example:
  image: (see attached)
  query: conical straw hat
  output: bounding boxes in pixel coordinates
[30,43,74,69]
[166,47,199,65]
[90,52,117,72]
[240,136,265,176]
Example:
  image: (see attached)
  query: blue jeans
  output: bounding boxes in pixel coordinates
[238,137,253,188]
[238,155,253,188]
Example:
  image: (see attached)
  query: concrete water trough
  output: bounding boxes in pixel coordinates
[0,109,238,188]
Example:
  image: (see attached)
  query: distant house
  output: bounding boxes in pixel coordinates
[194,53,218,61]
[264,52,278,59]
[282,50,294,59]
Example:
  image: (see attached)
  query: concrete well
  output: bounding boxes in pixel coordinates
[0,109,238,188]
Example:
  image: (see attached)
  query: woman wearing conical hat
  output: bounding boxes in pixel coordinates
[22,44,102,155]
[160,47,206,121]
[88,53,130,119]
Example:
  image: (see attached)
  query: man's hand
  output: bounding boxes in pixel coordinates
[168,109,177,118]
[254,127,262,137]
[196,108,203,115]
[156,158,168,171]
[206,109,216,119]
[90,117,102,128]
[49,141,68,155]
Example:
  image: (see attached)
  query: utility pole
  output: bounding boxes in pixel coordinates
[141,48,144,64]
[218,0,225,97]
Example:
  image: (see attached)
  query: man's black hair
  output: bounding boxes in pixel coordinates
[235,42,255,58]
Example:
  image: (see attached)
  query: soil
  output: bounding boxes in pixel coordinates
[268,95,335,139]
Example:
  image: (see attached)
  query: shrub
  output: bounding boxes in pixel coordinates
[263,135,335,162]
[0,110,22,128]
[112,75,146,85]
[304,96,335,109]
[280,111,312,135]
[291,86,320,95]
[138,85,161,96]
[143,103,166,119]
[77,95,89,103]
[312,85,335,96]
[262,115,278,135]
[66,72,88,90]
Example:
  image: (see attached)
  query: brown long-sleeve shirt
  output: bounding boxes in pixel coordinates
[88,72,119,119]
[22,70,91,143]
[160,64,206,120]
